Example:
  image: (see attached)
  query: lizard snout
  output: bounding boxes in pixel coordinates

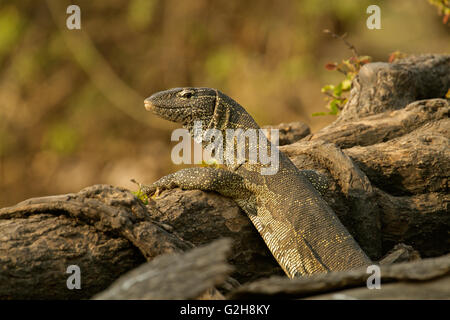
[144,98,154,111]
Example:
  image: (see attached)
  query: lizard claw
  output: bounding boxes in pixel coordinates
[141,184,166,198]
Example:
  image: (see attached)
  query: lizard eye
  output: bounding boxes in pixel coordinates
[179,90,194,99]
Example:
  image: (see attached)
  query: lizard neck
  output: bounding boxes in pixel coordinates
[203,90,282,175]
[208,91,260,131]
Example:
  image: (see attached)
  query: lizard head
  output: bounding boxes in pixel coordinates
[145,87,260,134]
[144,87,217,131]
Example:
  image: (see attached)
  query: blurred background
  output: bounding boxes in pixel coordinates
[0,0,448,207]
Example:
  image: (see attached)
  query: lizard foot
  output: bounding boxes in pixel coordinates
[131,178,162,197]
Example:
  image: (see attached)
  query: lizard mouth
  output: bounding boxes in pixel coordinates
[144,97,188,124]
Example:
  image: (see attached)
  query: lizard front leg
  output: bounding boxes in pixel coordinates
[141,167,253,201]
[139,167,329,217]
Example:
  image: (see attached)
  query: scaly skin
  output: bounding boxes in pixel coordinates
[142,87,371,278]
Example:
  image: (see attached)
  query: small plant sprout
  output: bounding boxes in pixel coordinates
[313,30,372,117]
[130,179,150,204]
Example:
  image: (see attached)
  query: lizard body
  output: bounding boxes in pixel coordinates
[142,87,371,278]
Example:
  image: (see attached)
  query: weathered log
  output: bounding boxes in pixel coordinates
[335,54,449,123]
[307,276,450,300]
[0,213,144,299]
[307,98,449,149]
[93,238,232,300]
[262,121,310,146]
[0,185,194,299]
[228,253,450,299]
[345,116,449,195]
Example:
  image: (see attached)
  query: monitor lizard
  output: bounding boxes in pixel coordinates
[140,87,372,278]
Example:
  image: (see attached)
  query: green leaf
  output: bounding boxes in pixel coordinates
[333,83,343,96]
[329,100,340,114]
[132,190,149,205]
[321,84,334,93]
[341,79,352,91]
